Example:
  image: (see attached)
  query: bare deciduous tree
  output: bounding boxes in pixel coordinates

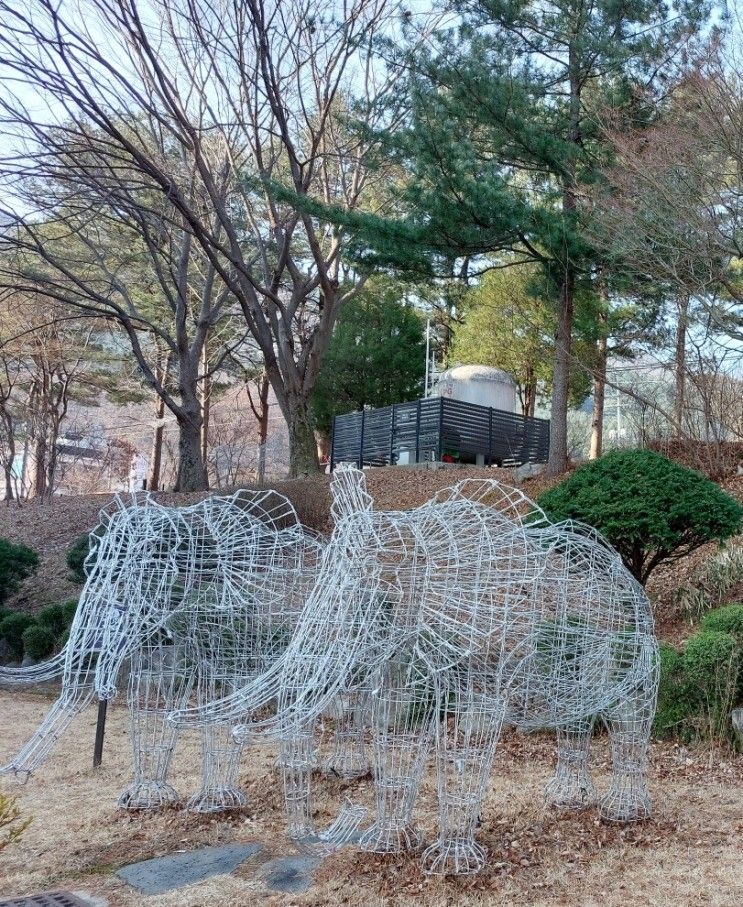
[0,295,101,499]
[0,0,401,476]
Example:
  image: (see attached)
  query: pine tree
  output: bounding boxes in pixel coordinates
[312,280,426,443]
[358,0,711,473]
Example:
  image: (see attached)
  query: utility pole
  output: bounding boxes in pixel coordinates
[424,319,431,397]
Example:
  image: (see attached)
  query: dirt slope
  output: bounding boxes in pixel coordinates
[0,465,552,610]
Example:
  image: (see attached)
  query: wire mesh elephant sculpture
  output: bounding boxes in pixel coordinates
[179,464,659,873]
[0,490,324,812]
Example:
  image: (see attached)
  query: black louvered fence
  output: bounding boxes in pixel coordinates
[330,397,550,470]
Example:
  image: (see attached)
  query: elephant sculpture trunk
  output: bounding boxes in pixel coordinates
[0,649,67,686]
[1,689,96,777]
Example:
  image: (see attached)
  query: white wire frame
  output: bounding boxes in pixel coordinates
[188,465,659,874]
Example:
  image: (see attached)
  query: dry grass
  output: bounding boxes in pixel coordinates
[1,690,741,907]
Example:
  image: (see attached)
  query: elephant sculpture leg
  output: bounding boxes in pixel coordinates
[325,689,371,779]
[280,722,319,840]
[544,721,597,810]
[599,691,654,822]
[421,689,506,875]
[118,648,185,809]
[358,679,431,854]
[187,717,248,813]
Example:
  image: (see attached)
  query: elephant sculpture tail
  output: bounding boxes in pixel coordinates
[625,632,661,701]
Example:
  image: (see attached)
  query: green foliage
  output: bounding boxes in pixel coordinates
[21,624,56,661]
[0,612,35,659]
[702,604,743,697]
[684,630,741,741]
[0,598,78,662]
[66,532,95,583]
[61,599,79,624]
[452,263,594,411]
[0,538,39,604]
[37,602,70,638]
[654,642,692,737]
[311,279,426,436]
[0,789,31,852]
[701,604,743,646]
[654,619,743,745]
[536,449,743,584]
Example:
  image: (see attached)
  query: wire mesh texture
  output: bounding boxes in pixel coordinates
[0,490,323,814]
[193,464,658,876]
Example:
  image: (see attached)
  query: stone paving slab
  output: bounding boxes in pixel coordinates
[116,843,263,895]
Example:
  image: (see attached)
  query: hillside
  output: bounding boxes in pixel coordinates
[0,465,555,610]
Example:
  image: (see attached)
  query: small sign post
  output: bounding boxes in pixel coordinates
[93,699,108,768]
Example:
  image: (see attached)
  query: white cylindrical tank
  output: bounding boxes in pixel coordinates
[433,365,519,413]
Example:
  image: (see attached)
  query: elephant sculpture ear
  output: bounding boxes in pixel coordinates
[432,478,548,526]
[330,464,374,525]
[229,488,301,530]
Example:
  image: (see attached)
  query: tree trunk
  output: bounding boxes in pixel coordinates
[521,365,536,417]
[547,268,574,476]
[173,366,208,492]
[3,463,13,502]
[257,373,269,484]
[147,351,170,491]
[200,338,210,469]
[32,436,48,499]
[148,406,166,492]
[2,424,14,502]
[315,431,330,465]
[674,296,689,438]
[287,398,319,477]
[547,36,580,477]
[590,330,608,460]
[174,411,208,492]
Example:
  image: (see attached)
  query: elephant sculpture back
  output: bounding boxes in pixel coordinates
[271,464,656,734]
[229,465,660,876]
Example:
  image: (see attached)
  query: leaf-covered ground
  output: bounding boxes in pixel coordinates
[1,690,741,906]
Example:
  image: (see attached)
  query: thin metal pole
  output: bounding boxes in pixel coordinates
[358,409,366,469]
[424,319,431,397]
[389,405,396,466]
[414,399,421,464]
[93,699,108,768]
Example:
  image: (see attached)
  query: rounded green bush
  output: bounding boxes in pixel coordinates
[60,599,79,623]
[21,624,55,661]
[684,629,740,687]
[701,604,743,645]
[0,612,35,659]
[536,449,743,584]
[654,642,694,738]
[66,527,105,584]
[700,605,743,699]
[684,629,741,740]
[0,539,39,604]
[36,603,69,638]
[66,533,92,584]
